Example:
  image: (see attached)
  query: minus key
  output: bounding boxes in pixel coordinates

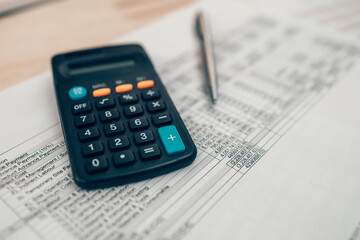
[152,113,172,126]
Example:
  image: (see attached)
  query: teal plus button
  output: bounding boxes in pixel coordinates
[69,86,87,100]
[158,125,186,155]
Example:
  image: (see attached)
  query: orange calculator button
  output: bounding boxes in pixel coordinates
[137,80,154,89]
[115,84,133,93]
[93,88,111,97]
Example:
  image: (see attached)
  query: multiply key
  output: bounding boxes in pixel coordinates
[146,100,166,113]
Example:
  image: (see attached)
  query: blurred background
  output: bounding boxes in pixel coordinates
[1,0,359,90]
[0,0,194,90]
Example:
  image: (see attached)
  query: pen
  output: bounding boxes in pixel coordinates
[196,11,218,104]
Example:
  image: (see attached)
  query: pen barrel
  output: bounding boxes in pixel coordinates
[197,12,218,102]
[202,36,218,98]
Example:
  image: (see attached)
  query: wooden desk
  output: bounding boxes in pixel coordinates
[0,0,194,90]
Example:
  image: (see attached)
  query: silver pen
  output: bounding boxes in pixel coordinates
[196,11,218,104]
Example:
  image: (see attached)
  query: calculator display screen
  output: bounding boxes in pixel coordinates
[68,57,136,75]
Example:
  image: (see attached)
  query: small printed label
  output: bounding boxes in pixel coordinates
[92,83,107,89]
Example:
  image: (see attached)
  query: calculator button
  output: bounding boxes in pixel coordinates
[119,93,138,105]
[95,97,115,110]
[113,151,135,167]
[69,86,87,100]
[134,130,155,145]
[139,144,161,160]
[85,157,108,174]
[108,136,130,151]
[93,88,111,97]
[141,89,160,101]
[158,125,185,155]
[129,117,149,131]
[74,114,96,128]
[152,113,172,126]
[82,142,104,157]
[137,80,155,89]
[115,84,133,93]
[72,102,91,115]
[78,127,100,142]
[146,100,166,113]
[99,110,120,123]
[124,104,143,117]
[104,122,125,136]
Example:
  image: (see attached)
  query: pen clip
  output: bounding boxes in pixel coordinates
[196,12,209,40]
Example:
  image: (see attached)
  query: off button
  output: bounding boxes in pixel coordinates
[69,86,87,100]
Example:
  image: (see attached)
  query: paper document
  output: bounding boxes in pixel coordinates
[241,0,360,39]
[1,1,360,239]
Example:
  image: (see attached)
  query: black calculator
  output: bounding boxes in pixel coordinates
[51,44,197,189]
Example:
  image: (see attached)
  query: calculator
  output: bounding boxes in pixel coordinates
[51,44,197,189]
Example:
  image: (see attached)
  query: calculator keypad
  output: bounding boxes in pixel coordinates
[129,117,149,131]
[139,144,161,160]
[85,157,108,173]
[141,89,160,101]
[82,142,104,157]
[74,114,96,128]
[99,110,120,123]
[152,113,172,126]
[146,100,166,113]
[104,122,124,136]
[72,102,91,114]
[124,104,143,117]
[108,136,130,151]
[78,127,100,142]
[95,97,115,110]
[119,93,138,104]
[70,82,189,178]
[134,130,155,145]
[113,151,135,167]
